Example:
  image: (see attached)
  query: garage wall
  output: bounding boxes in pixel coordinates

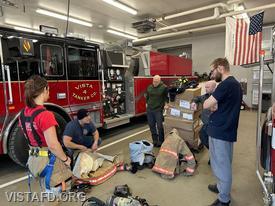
[151,32,254,107]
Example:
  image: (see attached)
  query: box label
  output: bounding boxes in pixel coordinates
[170,108,181,117]
[179,100,190,109]
[182,113,193,120]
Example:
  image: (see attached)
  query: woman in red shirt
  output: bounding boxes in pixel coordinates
[21,75,71,191]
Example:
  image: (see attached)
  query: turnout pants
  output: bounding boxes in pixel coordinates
[147,109,164,145]
[209,136,233,203]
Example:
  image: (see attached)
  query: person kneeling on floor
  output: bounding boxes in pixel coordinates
[63,109,102,157]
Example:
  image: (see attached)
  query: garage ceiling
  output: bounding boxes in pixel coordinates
[0,0,275,44]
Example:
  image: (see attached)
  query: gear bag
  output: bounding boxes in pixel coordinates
[129,140,154,166]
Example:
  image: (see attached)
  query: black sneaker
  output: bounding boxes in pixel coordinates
[208,184,219,194]
[209,199,230,206]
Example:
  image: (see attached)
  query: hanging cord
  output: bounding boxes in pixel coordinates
[65,0,71,37]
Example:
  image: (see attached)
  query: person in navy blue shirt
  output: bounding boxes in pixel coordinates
[63,109,101,152]
[203,58,242,206]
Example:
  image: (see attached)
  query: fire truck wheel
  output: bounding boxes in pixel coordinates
[8,124,29,167]
[8,112,68,167]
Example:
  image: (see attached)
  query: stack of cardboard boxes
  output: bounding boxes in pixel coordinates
[164,87,202,149]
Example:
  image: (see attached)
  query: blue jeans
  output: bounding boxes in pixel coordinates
[146,109,164,145]
[81,136,102,148]
[209,136,234,203]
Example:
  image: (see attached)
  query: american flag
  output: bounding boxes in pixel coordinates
[225,12,264,65]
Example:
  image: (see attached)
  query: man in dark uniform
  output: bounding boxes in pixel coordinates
[146,75,169,147]
[204,58,242,206]
[63,109,101,152]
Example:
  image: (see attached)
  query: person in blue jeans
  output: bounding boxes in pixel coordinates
[204,58,242,206]
[146,75,169,147]
[63,109,101,154]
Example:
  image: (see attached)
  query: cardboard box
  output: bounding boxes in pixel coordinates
[175,87,201,102]
[164,123,202,149]
[164,116,200,131]
[166,107,201,121]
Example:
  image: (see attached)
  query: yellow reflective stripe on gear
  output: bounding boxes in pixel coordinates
[38,151,48,157]
[28,150,48,157]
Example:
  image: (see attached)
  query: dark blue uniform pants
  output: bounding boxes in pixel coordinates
[147,109,164,145]
[199,124,209,149]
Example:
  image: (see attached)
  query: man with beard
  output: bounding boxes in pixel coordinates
[203,58,242,206]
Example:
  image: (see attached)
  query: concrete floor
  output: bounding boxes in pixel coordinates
[0,111,264,205]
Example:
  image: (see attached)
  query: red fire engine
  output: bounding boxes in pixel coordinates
[0,27,193,167]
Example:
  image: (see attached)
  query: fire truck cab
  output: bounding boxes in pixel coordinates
[0,27,103,166]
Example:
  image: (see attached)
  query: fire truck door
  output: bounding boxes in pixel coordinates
[4,59,40,110]
[40,44,68,107]
[0,58,31,139]
[66,46,101,125]
[0,60,8,137]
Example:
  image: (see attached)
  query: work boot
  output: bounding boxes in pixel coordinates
[209,199,230,206]
[208,184,219,194]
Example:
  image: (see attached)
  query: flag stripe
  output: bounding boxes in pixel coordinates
[246,33,251,64]
[242,22,247,64]
[237,19,243,65]
[251,34,255,63]
[254,33,258,62]
[242,22,248,65]
[233,19,240,65]
[259,32,263,60]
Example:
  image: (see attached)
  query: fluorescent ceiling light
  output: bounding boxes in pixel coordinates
[107,29,137,40]
[13,26,44,34]
[102,0,137,15]
[86,39,105,44]
[36,9,93,27]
